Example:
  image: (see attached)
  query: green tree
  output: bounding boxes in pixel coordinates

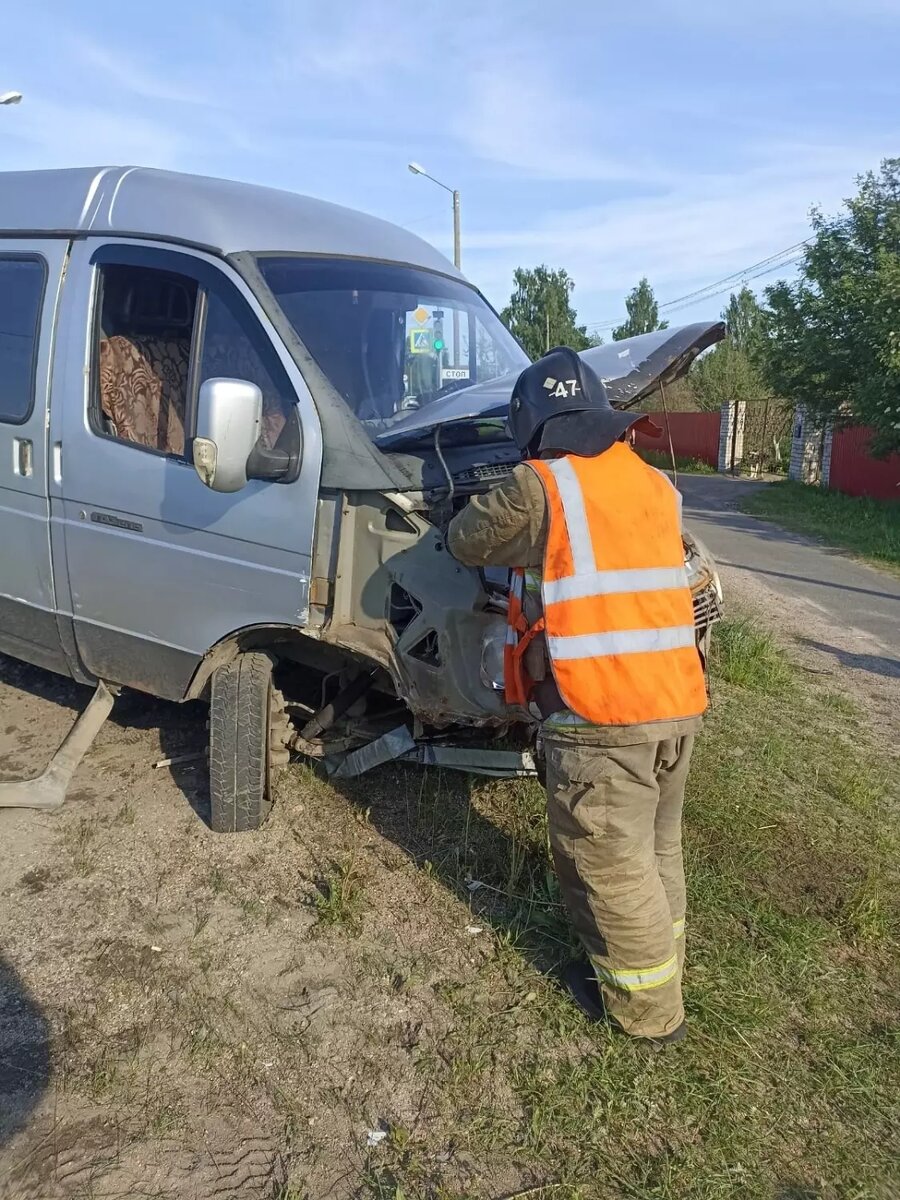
[723,286,764,357]
[612,277,669,341]
[689,288,769,410]
[690,340,767,410]
[501,265,598,361]
[761,158,900,454]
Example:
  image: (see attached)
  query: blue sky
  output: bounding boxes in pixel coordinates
[1,0,896,332]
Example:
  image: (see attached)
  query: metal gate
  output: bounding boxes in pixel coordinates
[730,398,793,476]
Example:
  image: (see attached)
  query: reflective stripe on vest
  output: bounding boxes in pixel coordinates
[547,624,697,661]
[543,565,689,604]
[547,456,595,573]
[508,443,707,726]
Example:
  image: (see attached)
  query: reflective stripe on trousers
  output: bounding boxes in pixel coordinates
[597,922,685,997]
[595,953,679,993]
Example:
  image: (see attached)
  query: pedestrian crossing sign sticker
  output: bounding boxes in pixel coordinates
[409,328,433,354]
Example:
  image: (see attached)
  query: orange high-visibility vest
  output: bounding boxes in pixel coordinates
[504,442,707,726]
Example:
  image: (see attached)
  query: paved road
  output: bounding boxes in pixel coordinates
[678,474,900,676]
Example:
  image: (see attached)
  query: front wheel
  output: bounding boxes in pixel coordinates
[208,652,291,833]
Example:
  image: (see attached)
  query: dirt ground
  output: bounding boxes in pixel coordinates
[0,562,897,1199]
[2,651,561,1199]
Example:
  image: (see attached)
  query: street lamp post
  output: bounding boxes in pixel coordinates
[451,188,461,272]
[1,91,24,106]
[408,161,462,367]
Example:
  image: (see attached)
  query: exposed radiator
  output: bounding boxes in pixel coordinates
[693,582,723,631]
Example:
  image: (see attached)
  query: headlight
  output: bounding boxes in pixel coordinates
[684,532,718,590]
[480,617,507,691]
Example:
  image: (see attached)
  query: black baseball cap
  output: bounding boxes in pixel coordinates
[507,346,648,457]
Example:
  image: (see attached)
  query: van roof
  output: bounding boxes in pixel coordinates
[0,165,461,276]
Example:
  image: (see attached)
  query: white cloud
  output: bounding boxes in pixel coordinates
[272,2,413,84]
[454,62,656,182]
[70,36,211,106]
[635,0,900,26]
[449,140,886,319]
[1,96,186,172]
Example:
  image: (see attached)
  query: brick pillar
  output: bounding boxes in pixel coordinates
[789,406,825,484]
[821,424,834,487]
[717,400,746,473]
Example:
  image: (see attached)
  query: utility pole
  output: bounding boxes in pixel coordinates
[451,190,461,366]
[452,189,461,270]
[408,163,463,368]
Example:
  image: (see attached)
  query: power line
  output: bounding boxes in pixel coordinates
[657,240,809,311]
[654,253,805,316]
[583,238,810,332]
[658,254,805,318]
[584,244,805,330]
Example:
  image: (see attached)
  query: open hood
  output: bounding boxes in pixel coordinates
[579,321,726,407]
[376,321,726,448]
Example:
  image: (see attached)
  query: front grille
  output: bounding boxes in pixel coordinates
[693,583,722,631]
[453,462,515,487]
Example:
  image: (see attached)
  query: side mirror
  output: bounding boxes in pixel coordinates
[193,378,262,493]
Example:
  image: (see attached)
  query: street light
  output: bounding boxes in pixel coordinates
[0,91,23,106]
[407,161,461,269]
[408,161,462,366]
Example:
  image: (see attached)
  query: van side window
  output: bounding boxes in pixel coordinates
[95,263,198,457]
[0,257,46,424]
[198,292,292,450]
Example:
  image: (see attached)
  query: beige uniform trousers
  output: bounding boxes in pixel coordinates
[545,734,695,1038]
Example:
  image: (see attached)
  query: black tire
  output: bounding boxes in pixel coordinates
[209,652,289,833]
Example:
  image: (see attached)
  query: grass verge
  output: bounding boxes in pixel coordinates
[709,616,794,693]
[637,449,718,474]
[740,479,900,572]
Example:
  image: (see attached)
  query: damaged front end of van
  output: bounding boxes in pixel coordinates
[244,252,726,773]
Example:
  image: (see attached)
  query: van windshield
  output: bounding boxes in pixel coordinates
[256,256,528,433]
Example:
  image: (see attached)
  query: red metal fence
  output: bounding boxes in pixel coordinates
[828,426,900,501]
[633,411,720,467]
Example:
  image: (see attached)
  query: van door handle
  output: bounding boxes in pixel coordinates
[13,438,33,478]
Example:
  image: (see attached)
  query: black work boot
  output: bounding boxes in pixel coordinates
[562,960,607,1022]
[562,960,687,1047]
